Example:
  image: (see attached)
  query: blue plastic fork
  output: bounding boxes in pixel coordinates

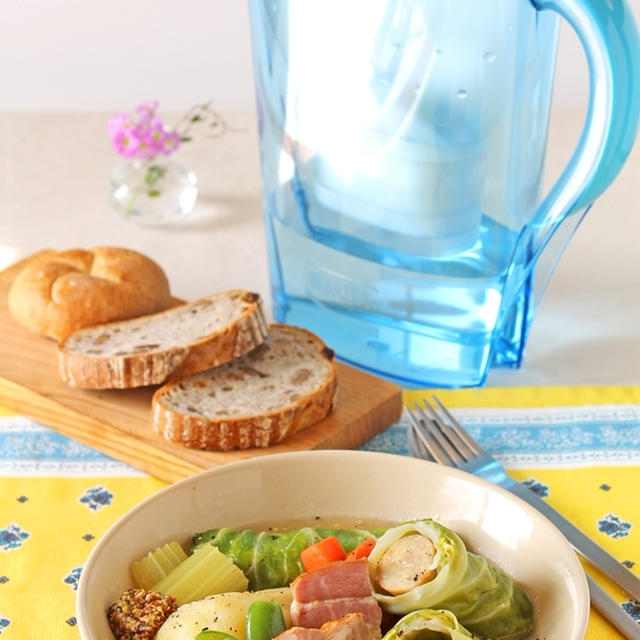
[407,396,640,640]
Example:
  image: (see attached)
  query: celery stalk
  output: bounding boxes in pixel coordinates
[152,543,249,605]
[131,540,188,590]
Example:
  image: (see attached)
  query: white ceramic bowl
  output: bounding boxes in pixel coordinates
[76,450,589,639]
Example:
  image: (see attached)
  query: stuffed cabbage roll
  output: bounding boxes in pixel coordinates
[192,526,382,590]
[382,608,479,640]
[369,520,533,640]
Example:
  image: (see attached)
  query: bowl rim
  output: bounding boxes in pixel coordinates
[76,449,590,640]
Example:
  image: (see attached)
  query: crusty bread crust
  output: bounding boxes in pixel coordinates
[152,325,338,451]
[57,290,268,389]
[8,247,172,340]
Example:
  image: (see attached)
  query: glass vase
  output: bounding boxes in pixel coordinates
[108,158,198,225]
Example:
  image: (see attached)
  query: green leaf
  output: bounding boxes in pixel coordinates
[145,165,167,186]
[147,189,161,198]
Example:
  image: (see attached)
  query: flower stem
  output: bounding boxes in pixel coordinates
[124,159,166,217]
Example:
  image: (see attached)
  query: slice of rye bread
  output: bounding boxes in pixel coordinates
[57,290,268,389]
[152,324,338,451]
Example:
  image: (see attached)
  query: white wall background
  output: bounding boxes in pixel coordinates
[1,0,639,113]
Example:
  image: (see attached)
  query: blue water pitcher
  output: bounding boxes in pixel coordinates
[247,0,640,388]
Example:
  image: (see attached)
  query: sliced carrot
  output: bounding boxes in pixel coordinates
[300,536,347,571]
[346,537,376,561]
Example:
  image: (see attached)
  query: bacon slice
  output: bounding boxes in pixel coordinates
[291,596,382,629]
[276,612,381,640]
[289,558,382,630]
[290,559,373,602]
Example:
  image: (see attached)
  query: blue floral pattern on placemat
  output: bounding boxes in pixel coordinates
[521,477,550,497]
[360,420,410,456]
[63,567,82,592]
[622,599,640,621]
[369,406,640,467]
[0,523,29,551]
[79,486,114,511]
[458,405,640,467]
[5,405,640,472]
[598,513,632,539]
[0,416,145,476]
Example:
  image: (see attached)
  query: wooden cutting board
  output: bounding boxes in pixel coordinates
[0,254,403,482]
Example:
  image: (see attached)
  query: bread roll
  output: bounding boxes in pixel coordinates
[8,247,172,340]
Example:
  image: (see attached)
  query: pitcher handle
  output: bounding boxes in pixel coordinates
[528,0,640,255]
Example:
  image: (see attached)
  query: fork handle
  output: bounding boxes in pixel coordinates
[587,576,640,640]
[506,480,640,602]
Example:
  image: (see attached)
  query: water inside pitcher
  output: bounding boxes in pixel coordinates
[248,0,640,387]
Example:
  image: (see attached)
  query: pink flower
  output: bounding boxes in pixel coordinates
[159,130,181,155]
[134,137,157,160]
[108,112,134,137]
[142,121,168,154]
[108,100,197,160]
[111,127,140,158]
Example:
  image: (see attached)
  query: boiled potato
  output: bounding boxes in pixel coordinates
[156,587,292,640]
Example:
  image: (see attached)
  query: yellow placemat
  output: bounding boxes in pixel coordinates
[1,385,638,638]
[0,409,167,638]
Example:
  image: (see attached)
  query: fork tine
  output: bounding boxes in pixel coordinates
[418,400,471,465]
[431,395,485,457]
[414,403,466,465]
[409,404,465,466]
[406,406,453,466]
[406,417,433,461]
[407,407,447,464]
[422,396,477,466]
